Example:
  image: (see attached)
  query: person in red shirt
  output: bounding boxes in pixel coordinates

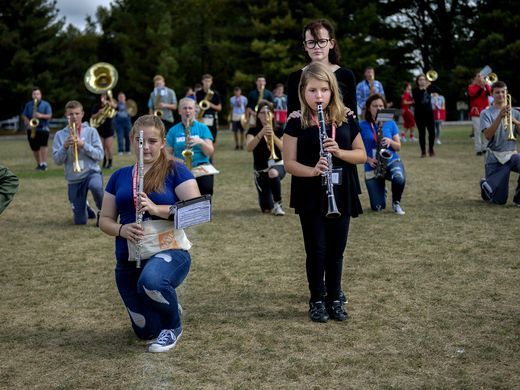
[400,82,416,142]
[468,72,492,155]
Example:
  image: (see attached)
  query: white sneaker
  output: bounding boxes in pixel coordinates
[392,202,406,215]
[148,328,182,353]
[436,139,442,144]
[400,136,407,142]
[272,202,285,216]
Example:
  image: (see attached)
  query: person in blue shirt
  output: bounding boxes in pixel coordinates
[99,114,201,353]
[359,94,406,215]
[21,87,53,171]
[356,67,385,116]
[166,98,215,195]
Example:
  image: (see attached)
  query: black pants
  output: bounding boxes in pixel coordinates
[196,174,214,196]
[416,114,435,154]
[298,211,350,303]
[254,166,285,211]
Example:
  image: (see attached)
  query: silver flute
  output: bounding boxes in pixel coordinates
[135,129,144,268]
[316,103,340,218]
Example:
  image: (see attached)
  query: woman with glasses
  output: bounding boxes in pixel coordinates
[286,19,357,115]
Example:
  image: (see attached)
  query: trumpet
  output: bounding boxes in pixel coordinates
[426,70,438,82]
[263,106,279,161]
[181,118,194,169]
[505,94,516,141]
[29,98,39,139]
[67,116,82,173]
[197,89,214,120]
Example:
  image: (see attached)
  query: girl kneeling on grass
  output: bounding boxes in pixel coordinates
[99,115,200,353]
[283,62,366,323]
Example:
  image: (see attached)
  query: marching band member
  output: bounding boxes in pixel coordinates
[246,101,285,216]
[400,82,416,142]
[195,74,222,142]
[287,19,357,115]
[114,92,133,156]
[272,83,288,130]
[21,87,52,171]
[166,98,215,196]
[479,81,520,206]
[230,86,248,150]
[283,62,366,323]
[99,114,201,353]
[412,73,442,157]
[468,71,492,155]
[246,75,273,128]
[52,100,104,225]
[148,75,178,131]
[360,94,406,215]
[356,66,385,117]
[91,92,117,169]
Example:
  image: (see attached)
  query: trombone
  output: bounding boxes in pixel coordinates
[67,116,82,173]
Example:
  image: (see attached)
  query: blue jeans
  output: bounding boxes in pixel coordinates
[365,160,406,211]
[114,118,132,153]
[115,249,191,340]
[67,171,103,224]
[481,154,520,205]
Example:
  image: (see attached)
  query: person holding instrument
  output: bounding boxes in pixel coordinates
[99,114,201,353]
[166,98,215,196]
[52,100,104,225]
[412,73,441,157]
[286,19,357,116]
[479,81,520,206]
[283,62,366,323]
[246,101,285,216]
[148,75,177,131]
[91,92,117,169]
[360,94,406,215]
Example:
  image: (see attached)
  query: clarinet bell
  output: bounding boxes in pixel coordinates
[326,195,341,218]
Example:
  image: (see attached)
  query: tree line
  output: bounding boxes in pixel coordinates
[1,0,518,123]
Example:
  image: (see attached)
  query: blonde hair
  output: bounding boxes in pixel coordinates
[298,62,345,129]
[65,100,83,111]
[130,115,172,193]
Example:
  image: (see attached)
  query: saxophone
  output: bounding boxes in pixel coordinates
[154,88,164,118]
[29,99,39,139]
[374,120,392,180]
[197,89,214,120]
[181,118,194,169]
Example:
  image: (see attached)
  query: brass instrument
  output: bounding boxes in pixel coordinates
[263,106,279,161]
[126,99,138,117]
[197,89,214,120]
[181,118,194,169]
[244,86,265,131]
[505,94,516,141]
[29,98,39,139]
[374,119,392,180]
[154,89,164,118]
[68,116,82,173]
[479,65,498,84]
[84,62,118,128]
[426,70,438,82]
[316,103,340,218]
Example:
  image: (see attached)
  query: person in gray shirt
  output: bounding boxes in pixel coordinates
[479,81,520,205]
[148,75,178,131]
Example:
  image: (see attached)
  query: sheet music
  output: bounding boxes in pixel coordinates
[173,195,212,229]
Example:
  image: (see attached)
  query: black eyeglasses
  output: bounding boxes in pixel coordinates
[303,39,331,49]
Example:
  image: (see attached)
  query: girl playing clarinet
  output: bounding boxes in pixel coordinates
[283,62,366,323]
[99,115,200,352]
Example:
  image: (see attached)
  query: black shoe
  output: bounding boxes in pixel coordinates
[476,151,483,156]
[327,300,348,321]
[309,301,329,323]
[339,291,348,304]
[96,211,100,227]
[87,206,96,219]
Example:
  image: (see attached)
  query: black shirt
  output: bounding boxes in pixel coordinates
[196,89,221,117]
[284,116,363,217]
[247,125,283,171]
[247,89,273,111]
[412,84,442,115]
[286,67,357,114]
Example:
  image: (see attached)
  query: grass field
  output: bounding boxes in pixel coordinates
[0,125,519,389]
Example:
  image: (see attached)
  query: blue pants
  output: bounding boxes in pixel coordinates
[115,249,191,340]
[365,160,406,211]
[481,154,520,205]
[67,171,104,224]
[114,118,132,153]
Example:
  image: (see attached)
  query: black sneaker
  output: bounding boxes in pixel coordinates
[87,205,96,219]
[96,211,100,227]
[309,301,329,323]
[327,300,348,321]
[339,291,348,304]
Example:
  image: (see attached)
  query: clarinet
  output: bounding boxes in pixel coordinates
[316,103,341,218]
[135,129,145,268]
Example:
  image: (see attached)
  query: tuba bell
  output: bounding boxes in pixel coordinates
[125,99,138,117]
[84,62,118,127]
[426,70,438,82]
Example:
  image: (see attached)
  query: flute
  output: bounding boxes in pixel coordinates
[135,129,144,268]
[316,103,340,218]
